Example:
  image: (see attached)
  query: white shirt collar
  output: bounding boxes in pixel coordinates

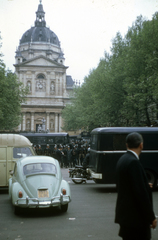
[127,150,139,160]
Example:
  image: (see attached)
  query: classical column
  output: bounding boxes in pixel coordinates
[46,112,50,131]
[59,114,62,132]
[23,72,26,86]
[22,113,26,131]
[59,74,62,96]
[55,74,58,96]
[32,72,35,95]
[19,71,22,84]
[18,113,22,131]
[46,72,50,96]
[55,113,58,132]
[31,113,34,131]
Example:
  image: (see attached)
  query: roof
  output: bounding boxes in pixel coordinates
[18,155,57,166]
[0,134,32,147]
[91,127,158,134]
[20,1,60,46]
[20,27,60,46]
[66,75,74,87]
[20,132,69,137]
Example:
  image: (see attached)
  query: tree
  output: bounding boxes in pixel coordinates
[62,57,112,131]
[122,14,158,126]
[0,35,29,130]
[62,13,158,130]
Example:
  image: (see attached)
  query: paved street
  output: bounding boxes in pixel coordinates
[0,168,158,240]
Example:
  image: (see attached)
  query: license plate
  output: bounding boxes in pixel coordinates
[38,189,49,198]
[39,201,51,205]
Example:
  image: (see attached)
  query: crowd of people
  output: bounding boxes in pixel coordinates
[34,140,90,168]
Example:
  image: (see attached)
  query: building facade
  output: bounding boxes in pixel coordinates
[14,1,74,133]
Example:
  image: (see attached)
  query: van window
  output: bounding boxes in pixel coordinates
[99,134,113,150]
[48,137,54,143]
[142,134,158,150]
[55,137,64,144]
[33,137,47,145]
[91,134,98,150]
[13,147,33,158]
[93,134,127,151]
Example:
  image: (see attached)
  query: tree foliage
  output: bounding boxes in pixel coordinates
[0,35,29,130]
[62,13,158,131]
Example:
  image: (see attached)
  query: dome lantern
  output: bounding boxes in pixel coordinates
[35,0,46,27]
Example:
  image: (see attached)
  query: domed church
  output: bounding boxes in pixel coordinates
[14,0,74,132]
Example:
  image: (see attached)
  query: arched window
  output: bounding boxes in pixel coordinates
[37,74,45,79]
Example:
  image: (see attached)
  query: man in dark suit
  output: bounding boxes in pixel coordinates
[115,132,157,240]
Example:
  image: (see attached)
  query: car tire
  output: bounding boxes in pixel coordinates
[61,204,68,212]
[145,170,157,189]
[72,173,84,184]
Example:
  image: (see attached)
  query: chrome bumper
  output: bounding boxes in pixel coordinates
[87,168,102,179]
[15,193,71,208]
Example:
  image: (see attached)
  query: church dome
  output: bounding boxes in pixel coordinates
[20,1,60,47]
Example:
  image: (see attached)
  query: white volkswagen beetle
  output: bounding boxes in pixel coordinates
[9,156,71,214]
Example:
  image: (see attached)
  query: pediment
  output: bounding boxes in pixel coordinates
[15,55,66,68]
[25,57,58,67]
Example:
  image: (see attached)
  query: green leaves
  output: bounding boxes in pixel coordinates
[0,36,29,130]
[62,13,158,131]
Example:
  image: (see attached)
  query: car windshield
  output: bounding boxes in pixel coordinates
[23,163,56,175]
[13,147,33,158]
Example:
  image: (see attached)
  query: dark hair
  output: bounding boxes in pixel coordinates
[126,132,143,148]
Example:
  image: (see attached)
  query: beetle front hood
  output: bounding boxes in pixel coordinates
[23,174,60,198]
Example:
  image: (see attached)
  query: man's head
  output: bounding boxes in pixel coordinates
[126,132,143,155]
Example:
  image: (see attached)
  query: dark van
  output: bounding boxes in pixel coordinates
[19,132,70,150]
[88,127,158,188]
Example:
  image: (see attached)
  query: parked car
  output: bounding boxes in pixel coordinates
[9,156,71,214]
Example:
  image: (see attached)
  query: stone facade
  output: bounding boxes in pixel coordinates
[14,1,74,133]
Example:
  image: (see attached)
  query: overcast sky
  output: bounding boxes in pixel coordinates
[0,0,158,83]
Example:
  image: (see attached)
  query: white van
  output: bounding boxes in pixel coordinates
[0,134,36,187]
